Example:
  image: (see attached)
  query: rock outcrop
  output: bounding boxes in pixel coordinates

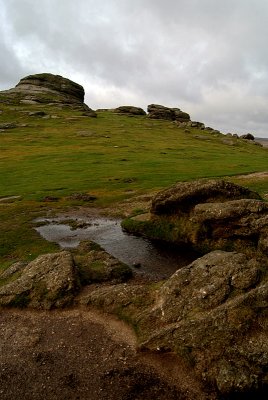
[0,241,133,309]
[138,250,268,396]
[122,179,267,260]
[73,240,132,285]
[114,105,146,116]
[147,104,190,122]
[15,73,85,103]
[0,73,96,116]
[151,179,261,214]
[241,133,255,140]
[0,251,79,309]
[83,249,268,397]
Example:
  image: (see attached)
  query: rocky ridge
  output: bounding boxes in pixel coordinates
[0,73,260,139]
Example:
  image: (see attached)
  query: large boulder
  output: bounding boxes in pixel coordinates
[0,251,79,309]
[122,179,267,260]
[147,104,190,122]
[137,250,268,397]
[114,105,146,116]
[151,179,261,215]
[72,240,132,284]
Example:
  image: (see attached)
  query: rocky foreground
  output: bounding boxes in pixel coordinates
[0,179,267,399]
[0,74,267,398]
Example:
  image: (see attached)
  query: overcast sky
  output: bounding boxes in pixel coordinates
[1,0,268,137]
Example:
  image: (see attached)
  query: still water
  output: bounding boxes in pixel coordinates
[35,216,197,279]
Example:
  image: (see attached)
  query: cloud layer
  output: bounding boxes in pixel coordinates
[1,0,268,137]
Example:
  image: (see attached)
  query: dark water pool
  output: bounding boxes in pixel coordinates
[34,216,197,279]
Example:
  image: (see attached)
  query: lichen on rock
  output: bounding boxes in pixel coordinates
[0,251,79,309]
[122,179,267,260]
[0,73,97,116]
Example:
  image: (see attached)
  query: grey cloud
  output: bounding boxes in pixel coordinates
[0,0,268,137]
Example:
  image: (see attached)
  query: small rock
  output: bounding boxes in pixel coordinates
[28,111,47,117]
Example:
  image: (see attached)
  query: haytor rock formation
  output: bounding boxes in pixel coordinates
[0,73,96,116]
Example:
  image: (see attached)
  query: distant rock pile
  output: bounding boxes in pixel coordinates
[147,104,190,122]
[114,105,146,116]
[240,132,255,140]
[0,73,96,116]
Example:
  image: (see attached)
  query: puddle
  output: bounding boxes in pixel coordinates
[34,216,198,279]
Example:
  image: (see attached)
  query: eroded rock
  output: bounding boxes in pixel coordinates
[122,179,267,259]
[16,73,85,103]
[0,251,79,309]
[241,133,255,140]
[114,106,146,116]
[147,104,190,122]
[137,250,268,396]
[0,73,96,116]
[151,179,261,215]
[72,241,132,285]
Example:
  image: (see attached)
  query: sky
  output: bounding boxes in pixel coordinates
[1,0,268,138]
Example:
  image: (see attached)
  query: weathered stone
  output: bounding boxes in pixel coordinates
[16,73,85,103]
[147,104,190,121]
[241,133,255,140]
[0,251,79,309]
[0,261,27,280]
[114,106,146,116]
[0,73,96,116]
[190,121,205,129]
[72,240,132,285]
[122,180,266,259]
[0,122,17,129]
[151,179,261,215]
[172,108,190,122]
[28,111,47,117]
[137,250,268,396]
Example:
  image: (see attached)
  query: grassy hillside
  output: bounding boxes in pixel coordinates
[0,101,267,266]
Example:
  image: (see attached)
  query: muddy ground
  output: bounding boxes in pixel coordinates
[0,307,215,400]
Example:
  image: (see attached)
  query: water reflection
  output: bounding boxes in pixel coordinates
[35,216,197,279]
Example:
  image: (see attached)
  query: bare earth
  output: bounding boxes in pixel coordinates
[0,307,213,400]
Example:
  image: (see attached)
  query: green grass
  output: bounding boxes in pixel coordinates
[0,102,267,266]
